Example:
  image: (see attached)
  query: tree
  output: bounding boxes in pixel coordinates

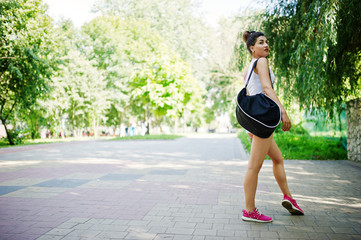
[82,15,205,132]
[331,0,361,101]
[0,0,57,144]
[92,0,213,82]
[48,48,108,137]
[263,0,361,115]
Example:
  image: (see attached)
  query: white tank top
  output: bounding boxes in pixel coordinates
[244,59,276,96]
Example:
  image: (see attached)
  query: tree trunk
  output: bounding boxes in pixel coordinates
[338,111,342,140]
[118,111,122,137]
[72,103,76,135]
[93,120,96,137]
[146,121,150,135]
[0,100,17,145]
[31,113,39,140]
[346,98,361,161]
[1,119,14,145]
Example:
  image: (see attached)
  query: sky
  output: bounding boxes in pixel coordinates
[43,0,265,28]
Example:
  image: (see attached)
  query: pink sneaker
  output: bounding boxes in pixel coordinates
[242,208,273,223]
[282,195,304,215]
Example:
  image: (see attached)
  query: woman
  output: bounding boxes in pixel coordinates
[241,31,304,223]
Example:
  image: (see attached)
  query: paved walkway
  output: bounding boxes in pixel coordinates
[0,134,360,240]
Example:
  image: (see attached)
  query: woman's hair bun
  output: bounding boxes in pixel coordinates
[242,31,250,43]
[242,30,255,43]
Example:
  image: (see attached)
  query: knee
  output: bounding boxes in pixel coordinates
[272,156,283,165]
[247,163,263,174]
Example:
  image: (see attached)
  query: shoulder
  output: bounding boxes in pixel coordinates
[256,57,269,69]
[255,57,269,74]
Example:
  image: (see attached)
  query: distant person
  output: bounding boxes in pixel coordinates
[129,122,135,136]
[146,122,150,135]
[240,31,304,223]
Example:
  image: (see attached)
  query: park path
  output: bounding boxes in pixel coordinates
[0,134,360,240]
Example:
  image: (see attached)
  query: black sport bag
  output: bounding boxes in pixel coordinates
[235,59,281,138]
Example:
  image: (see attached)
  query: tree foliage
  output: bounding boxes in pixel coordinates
[0,0,57,144]
[7,0,358,144]
[81,15,205,131]
[92,0,213,81]
[0,0,211,144]
[263,0,361,114]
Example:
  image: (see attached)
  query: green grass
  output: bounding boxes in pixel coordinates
[0,134,183,148]
[237,129,347,160]
[0,138,69,148]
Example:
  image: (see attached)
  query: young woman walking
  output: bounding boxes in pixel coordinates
[241,31,304,223]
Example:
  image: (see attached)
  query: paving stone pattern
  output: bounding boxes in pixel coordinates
[0,134,360,240]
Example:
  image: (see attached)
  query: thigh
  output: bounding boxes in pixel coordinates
[248,135,273,170]
[267,138,283,164]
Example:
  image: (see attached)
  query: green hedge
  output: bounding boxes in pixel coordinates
[238,127,347,160]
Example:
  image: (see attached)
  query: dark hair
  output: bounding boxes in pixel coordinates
[242,31,265,54]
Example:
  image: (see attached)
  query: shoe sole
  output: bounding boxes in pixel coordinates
[282,200,304,215]
[242,216,273,223]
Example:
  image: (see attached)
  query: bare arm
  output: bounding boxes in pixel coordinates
[255,58,291,131]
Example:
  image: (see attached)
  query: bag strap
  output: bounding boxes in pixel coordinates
[245,59,273,89]
[245,59,258,88]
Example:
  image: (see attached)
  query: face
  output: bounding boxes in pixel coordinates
[250,36,269,58]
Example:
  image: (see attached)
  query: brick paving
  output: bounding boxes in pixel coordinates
[0,134,360,240]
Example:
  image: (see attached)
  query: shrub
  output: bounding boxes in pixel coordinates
[238,130,252,152]
[274,133,347,160]
[238,128,347,160]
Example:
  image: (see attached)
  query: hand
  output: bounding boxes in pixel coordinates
[281,111,291,132]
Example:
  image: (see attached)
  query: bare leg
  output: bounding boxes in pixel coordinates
[244,134,273,212]
[267,138,292,197]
